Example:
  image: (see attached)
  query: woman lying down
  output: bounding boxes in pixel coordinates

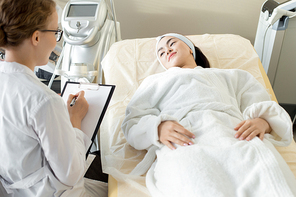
[121,33,296,197]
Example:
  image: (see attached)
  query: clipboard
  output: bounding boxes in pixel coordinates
[61,81,115,158]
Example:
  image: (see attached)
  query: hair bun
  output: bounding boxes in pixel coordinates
[0,24,7,47]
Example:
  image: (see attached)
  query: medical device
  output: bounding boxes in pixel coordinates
[254,0,296,105]
[48,0,121,89]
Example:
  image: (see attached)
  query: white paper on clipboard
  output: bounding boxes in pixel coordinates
[61,82,115,141]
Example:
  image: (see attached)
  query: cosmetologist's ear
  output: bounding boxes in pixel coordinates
[31,30,40,46]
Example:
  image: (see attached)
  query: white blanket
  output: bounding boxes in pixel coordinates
[122,67,296,197]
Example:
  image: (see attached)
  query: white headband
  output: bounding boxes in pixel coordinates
[156,33,196,70]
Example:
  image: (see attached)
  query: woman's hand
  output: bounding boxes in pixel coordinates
[234,118,272,141]
[67,91,89,130]
[158,121,195,150]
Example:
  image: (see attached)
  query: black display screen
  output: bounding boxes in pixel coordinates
[67,4,97,17]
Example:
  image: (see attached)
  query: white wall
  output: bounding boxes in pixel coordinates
[113,0,269,44]
[56,0,287,44]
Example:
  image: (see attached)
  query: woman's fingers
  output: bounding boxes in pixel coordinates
[163,134,193,150]
[67,91,85,106]
[67,94,76,105]
[162,140,177,150]
[158,121,195,150]
[174,122,196,139]
[244,129,259,141]
[235,120,254,139]
[160,130,194,148]
[237,126,253,140]
[169,122,195,145]
[75,90,85,100]
[234,118,269,141]
[236,124,257,140]
[234,120,245,131]
[259,132,265,141]
[234,120,250,138]
[169,132,194,146]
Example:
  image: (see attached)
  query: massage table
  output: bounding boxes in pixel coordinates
[100,34,296,197]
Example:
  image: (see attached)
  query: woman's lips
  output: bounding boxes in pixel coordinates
[168,52,176,62]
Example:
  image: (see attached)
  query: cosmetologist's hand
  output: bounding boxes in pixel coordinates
[234,118,272,141]
[67,91,89,130]
[158,120,195,150]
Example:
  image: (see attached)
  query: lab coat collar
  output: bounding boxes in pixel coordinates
[0,61,39,80]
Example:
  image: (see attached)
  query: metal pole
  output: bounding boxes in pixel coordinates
[110,0,119,41]
[48,42,65,89]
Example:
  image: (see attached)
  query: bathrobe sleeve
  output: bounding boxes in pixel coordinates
[122,75,177,150]
[29,95,91,186]
[232,69,292,146]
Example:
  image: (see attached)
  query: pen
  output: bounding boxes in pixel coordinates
[70,97,77,107]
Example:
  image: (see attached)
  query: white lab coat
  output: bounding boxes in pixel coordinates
[0,62,97,196]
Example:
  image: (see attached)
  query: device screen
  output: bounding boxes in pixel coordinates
[67,4,98,17]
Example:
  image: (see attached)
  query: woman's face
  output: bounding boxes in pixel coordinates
[37,10,58,66]
[157,36,194,69]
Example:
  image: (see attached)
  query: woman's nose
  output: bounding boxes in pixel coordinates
[166,48,173,54]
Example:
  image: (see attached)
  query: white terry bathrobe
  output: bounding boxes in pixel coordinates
[122,66,296,197]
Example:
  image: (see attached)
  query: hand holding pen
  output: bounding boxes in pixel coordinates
[70,96,77,106]
[67,91,89,129]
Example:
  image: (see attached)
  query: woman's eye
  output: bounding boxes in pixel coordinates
[160,52,164,57]
[170,42,175,47]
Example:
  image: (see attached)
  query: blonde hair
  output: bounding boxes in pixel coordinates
[0,0,56,47]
